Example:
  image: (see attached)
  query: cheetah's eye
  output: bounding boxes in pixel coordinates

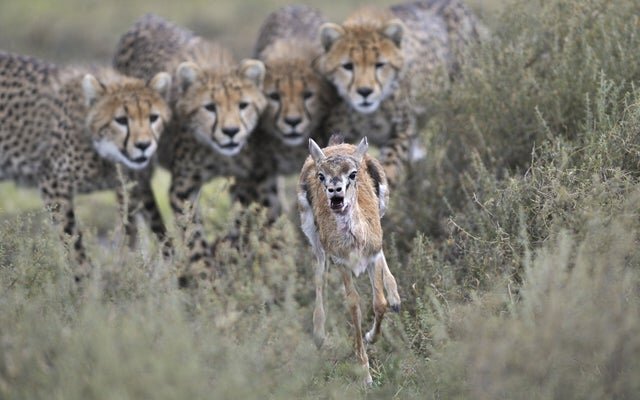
[303,91,313,100]
[318,173,325,182]
[204,103,216,112]
[342,62,354,71]
[239,101,249,110]
[114,116,128,126]
[349,171,357,180]
[149,114,159,123]
[269,92,280,101]
[375,62,386,69]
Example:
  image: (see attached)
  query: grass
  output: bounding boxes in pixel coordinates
[2,0,640,398]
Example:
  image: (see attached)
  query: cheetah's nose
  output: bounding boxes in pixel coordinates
[135,141,152,151]
[357,87,373,98]
[222,127,240,138]
[284,116,302,127]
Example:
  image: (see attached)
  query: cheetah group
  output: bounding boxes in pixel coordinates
[0,0,485,283]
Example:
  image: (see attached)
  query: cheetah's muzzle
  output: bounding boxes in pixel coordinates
[132,156,149,164]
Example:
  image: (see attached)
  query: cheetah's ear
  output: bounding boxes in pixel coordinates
[381,19,404,48]
[320,23,344,52]
[82,74,106,107]
[239,59,265,89]
[176,62,201,93]
[309,138,326,163]
[355,137,368,163]
[148,71,172,100]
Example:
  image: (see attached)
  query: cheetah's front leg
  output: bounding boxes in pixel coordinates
[39,174,90,282]
[380,113,418,188]
[231,170,282,224]
[169,171,213,287]
[117,175,171,257]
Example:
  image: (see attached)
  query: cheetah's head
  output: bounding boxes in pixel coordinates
[83,71,172,170]
[314,17,404,114]
[175,60,267,156]
[260,41,335,146]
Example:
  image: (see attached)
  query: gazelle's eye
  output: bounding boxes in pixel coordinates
[204,103,216,112]
[318,173,325,182]
[239,101,249,110]
[115,116,128,126]
[303,91,313,100]
[269,92,280,101]
[349,171,357,180]
[342,62,354,71]
[375,62,386,69]
[149,114,159,123]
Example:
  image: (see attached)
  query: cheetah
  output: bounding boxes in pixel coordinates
[113,14,267,284]
[231,5,337,222]
[0,51,171,280]
[315,0,486,186]
[254,5,334,147]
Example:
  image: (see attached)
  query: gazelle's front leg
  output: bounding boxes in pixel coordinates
[379,250,401,312]
[341,268,373,386]
[312,249,327,348]
[365,252,388,344]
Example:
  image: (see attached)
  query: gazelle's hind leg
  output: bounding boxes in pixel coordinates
[341,269,373,386]
[312,250,327,348]
[379,250,401,312]
[365,253,387,344]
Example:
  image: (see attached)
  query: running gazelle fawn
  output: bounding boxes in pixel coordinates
[297,134,401,386]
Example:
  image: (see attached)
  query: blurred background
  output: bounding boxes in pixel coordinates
[0,0,493,63]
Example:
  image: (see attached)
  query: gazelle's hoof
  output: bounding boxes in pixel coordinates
[363,373,373,387]
[364,330,376,344]
[313,332,325,349]
[386,290,401,313]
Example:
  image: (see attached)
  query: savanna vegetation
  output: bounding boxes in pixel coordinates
[1,0,640,398]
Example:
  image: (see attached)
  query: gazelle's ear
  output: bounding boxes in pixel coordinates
[355,137,368,163]
[309,138,326,163]
[82,74,105,107]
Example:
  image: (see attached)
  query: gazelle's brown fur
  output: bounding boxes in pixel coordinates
[298,134,400,385]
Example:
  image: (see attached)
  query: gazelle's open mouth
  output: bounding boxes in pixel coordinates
[330,196,344,211]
